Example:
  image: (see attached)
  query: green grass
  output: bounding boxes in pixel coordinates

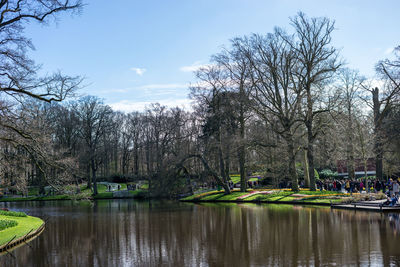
[140,184,149,190]
[0,214,43,247]
[230,175,240,184]
[201,193,225,200]
[229,174,260,183]
[182,189,349,205]
[129,190,147,198]
[27,187,39,196]
[217,192,248,200]
[1,182,145,202]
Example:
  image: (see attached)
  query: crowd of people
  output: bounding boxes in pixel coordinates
[314,179,396,194]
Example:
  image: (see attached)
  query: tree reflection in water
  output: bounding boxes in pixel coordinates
[0,200,400,267]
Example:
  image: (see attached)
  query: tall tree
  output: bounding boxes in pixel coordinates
[287,12,341,190]
[245,31,304,191]
[371,46,400,180]
[337,68,363,180]
[76,96,113,195]
[214,37,252,192]
[191,65,236,194]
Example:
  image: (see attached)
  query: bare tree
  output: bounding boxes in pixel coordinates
[245,31,304,191]
[369,46,400,180]
[0,0,83,103]
[0,0,82,192]
[190,65,236,194]
[336,68,364,180]
[76,96,113,195]
[213,37,253,192]
[286,12,341,190]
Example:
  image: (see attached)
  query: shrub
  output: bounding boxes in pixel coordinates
[0,210,27,217]
[0,219,18,231]
[319,169,339,179]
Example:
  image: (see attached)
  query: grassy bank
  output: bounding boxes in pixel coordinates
[0,183,148,202]
[0,190,147,202]
[180,189,381,205]
[0,211,43,247]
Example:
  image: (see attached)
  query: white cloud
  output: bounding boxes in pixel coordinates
[384,47,394,55]
[138,83,188,90]
[130,67,146,76]
[366,78,385,89]
[101,88,129,93]
[109,98,193,112]
[99,83,189,95]
[180,61,213,73]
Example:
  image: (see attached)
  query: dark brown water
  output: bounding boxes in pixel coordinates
[0,200,400,267]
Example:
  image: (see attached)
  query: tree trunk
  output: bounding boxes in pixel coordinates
[239,105,247,192]
[306,122,316,191]
[91,158,98,195]
[286,135,299,191]
[306,88,316,191]
[86,162,91,189]
[372,87,384,181]
[304,149,310,188]
[347,104,355,180]
[347,140,355,180]
[181,154,231,194]
[134,140,139,177]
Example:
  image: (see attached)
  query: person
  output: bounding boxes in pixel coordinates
[375,180,381,193]
[337,180,342,192]
[393,179,400,197]
[345,180,350,193]
[350,180,355,193]
[387,178,394,197]
[383,195,399,207]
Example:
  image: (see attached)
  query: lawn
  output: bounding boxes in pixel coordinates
[0,212,43,247]
[1,182,141,202]
[181,189,350,205]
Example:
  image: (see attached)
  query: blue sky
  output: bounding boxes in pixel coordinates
[25,0,400,112]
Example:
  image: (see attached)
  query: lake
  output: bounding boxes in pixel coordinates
[1,200,400,266]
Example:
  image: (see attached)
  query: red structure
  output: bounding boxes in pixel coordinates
[337,158,376,177]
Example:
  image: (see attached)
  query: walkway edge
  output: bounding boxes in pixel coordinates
[0,221,45,253]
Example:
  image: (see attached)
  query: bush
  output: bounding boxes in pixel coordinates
[0,210,27,217]
[131,190,148,199]
[319,169,339,179]
[0,219,18,231]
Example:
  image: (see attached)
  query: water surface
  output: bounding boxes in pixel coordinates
[0,200,400,266]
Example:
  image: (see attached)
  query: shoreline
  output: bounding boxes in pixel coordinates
[0,196,146,203]
[0,215,45,253]
[0,191,148,203]
[180,199,332,206]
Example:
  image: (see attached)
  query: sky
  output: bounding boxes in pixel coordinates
[25,0,400,112]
